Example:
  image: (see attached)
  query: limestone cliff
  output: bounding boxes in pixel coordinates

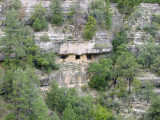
[17,0,123,88]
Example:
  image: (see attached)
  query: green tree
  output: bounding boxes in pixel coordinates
[138,41,160,68]
[93,104,114,120]
[1,9,38,68]
[32,18,43,31]
[114,52,140,91]
[117,0,140,16]
[50,0,64,25]
[132,78,142,98]
[50,111,60,120]
[66,7,76,25]
[115,77,127,98]
[46,80,66,113]
[34,51,59,72]
[88,58,113,91]
[62,103,76,120]
[30,3,48,31]
[11,67,48,120]
[65,88,93,120]
[151,55,160,75]
[32,96,49,120]
[46,80,94,119]
[0,70,13,99]
[143,80,155,103]
[85,16,97,40]
[89,75,107,91]
[1,9,23,59]
[89,0,105,25]
[9,0,22,10]
[112,29,128,54]
[105,0,112,30]
[146,96,160,120]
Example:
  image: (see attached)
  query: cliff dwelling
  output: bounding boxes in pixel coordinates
[58,54,95,63]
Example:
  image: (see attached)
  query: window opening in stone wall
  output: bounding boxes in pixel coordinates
[86,54,92,60]
[76,55,80,59]
[60,55,68,60]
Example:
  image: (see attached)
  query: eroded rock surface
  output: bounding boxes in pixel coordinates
[36,62,89,88]
[137,72,160,87]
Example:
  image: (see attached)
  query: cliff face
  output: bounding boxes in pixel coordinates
[128,3,160,45]
[1,1,160,90]
[18,0,122,88]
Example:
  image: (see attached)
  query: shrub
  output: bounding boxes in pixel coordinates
[32,18,42,31]
[151,55,160,75]
[112,28,128,54]
[152,14,160,24]
[50,0,64,26]
[85,16,97,40]
[34,51,59,72]
[143,25,157,37]
[66,7,76,25]
[4,113,16,120]
[88,58,113,91]
[68,36,73,40]
[40,34,50,42]
[90,9,104,25]
[137,41,160,68]
[30,4,48,31]
[105,0,112,30]
[81,85,89,92]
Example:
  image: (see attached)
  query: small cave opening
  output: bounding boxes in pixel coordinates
[76,55,80,60]
[60,55,68,60]
[86,54,92,60]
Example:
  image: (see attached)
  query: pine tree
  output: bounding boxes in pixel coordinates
[30,3,48,31]
[62,103,76,120]
[50,0,64,25]
[11,67,48,120]
[9,0,22,10]
[46,80,66,113]
[12,0,22,10]
[93,104,114,120]
[1,9,39,67]
[32,96,49,120]
[0,70,13,99]
[50,111,60,120]
[132,78,142,98]
[1,9,24,59]
[105,0,112,30]
[32,18,42,31]
[114,52,140,91]
[147,96,160,120]
[143,80,155,103]
[85,16,97,40]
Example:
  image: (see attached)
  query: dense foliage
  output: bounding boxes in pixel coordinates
[88,58,113,90]
[89,0,112,30]
[85,16,97,40]
[109,0,160,15]
[49,0,64,25]
[46,80,94,120]
[30,3,48,31]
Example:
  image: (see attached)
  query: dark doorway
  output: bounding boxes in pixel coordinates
[86,54,92,60]
[76,55,80,59]
[60,55,68,60]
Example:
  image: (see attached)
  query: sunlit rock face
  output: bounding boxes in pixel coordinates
[36,62,89,88]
